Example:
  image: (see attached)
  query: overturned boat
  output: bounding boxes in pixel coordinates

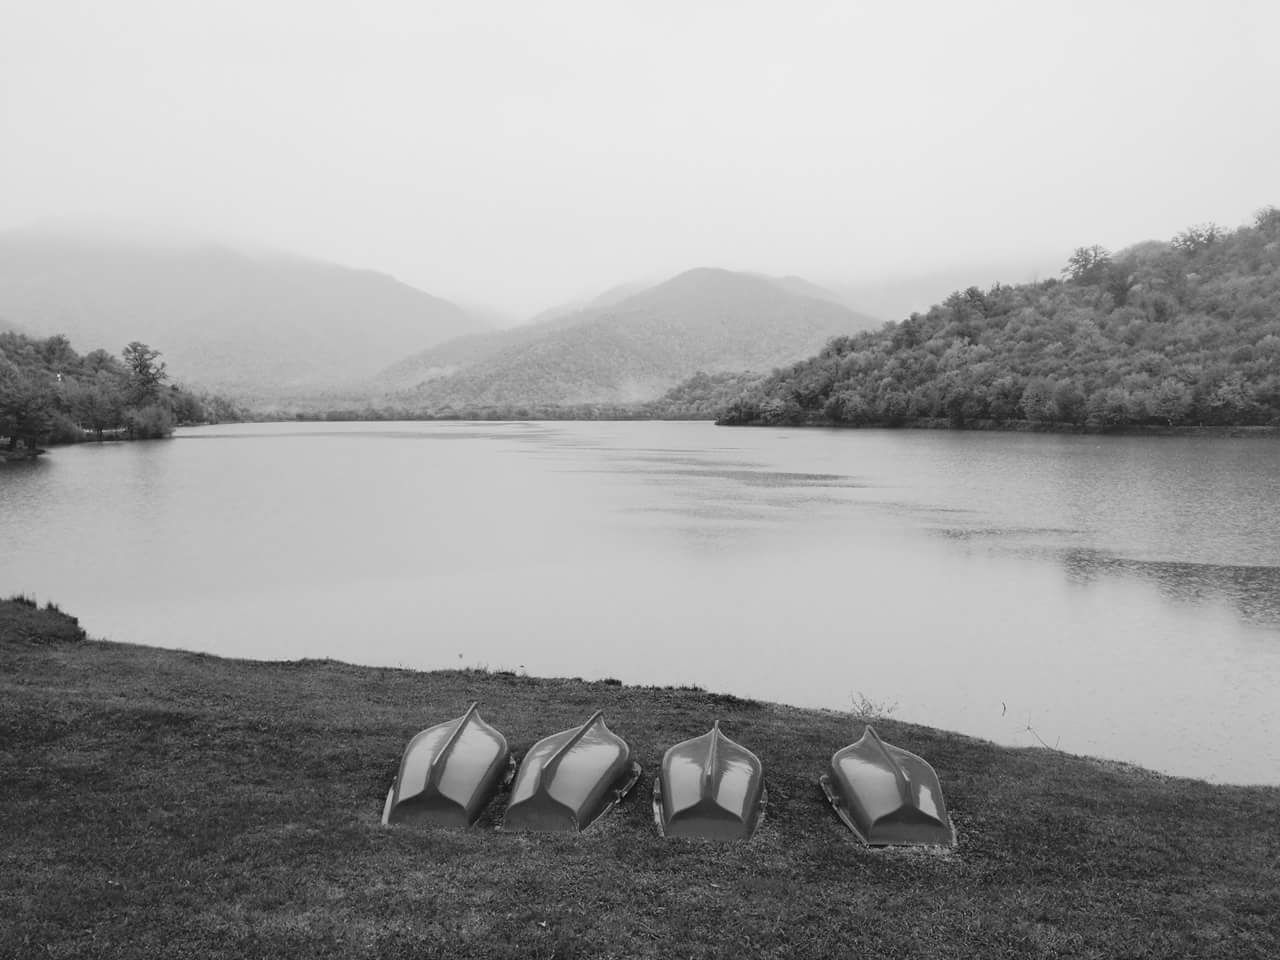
[382,702,513,828]
[503,711,641,832]
[654,721,765,841]
[819,725,956,847]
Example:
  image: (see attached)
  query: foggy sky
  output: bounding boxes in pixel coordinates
[2,0,1277,316]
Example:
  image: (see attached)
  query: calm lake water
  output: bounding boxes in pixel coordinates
[3,421,1279,784]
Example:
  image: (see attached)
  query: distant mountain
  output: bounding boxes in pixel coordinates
[758,274,864,310]
[378,280,657,392]
[452,301,520,330]
[0,225,487,394]
[389,267,879,410]
[524,281,650,328]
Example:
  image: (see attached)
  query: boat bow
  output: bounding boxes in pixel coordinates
[382,702,512,828]
[819,725,956,846]
[503,711,641,832]
[655,721,766,841]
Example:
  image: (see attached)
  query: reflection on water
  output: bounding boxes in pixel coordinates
[1061,551,1280,627]
[3,421,1280,784]
[620,465,865,488]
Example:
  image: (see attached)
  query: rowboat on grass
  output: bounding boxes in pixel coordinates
[382,702,513,828]
[503,710,641,832]
[819,725,956,847]
[654,721,766,841]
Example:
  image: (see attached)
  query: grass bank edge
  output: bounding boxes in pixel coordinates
[3,596,1278,959]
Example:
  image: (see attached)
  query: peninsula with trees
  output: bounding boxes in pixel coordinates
[0,333,241,457]
[718,209,1280,430]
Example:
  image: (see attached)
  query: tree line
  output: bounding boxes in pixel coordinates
[719,207,1280,430]
[0,333,244,453]
[268,370,764,423]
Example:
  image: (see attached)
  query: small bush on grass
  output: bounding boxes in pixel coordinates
[850,691,899,724]
[0,596,87,644]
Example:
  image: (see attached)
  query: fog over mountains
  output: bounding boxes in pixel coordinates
[0,225,888,408]
[382,267,881,409]
[0,226,486,395]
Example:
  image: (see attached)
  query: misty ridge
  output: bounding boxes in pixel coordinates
[0,225,481,398]
[1,206,1278,431]
[0,221,961,411]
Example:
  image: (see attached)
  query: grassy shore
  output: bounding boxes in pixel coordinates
[3,599,1278,959]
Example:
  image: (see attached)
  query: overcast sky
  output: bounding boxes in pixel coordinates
[2,0,1277,316]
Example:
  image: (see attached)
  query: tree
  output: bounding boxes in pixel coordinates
[1020,378,1058,422]
[1150,379,1192,426]
[122,342,167,405]
[124,404,176,440]
[1052,380,1087,425]
[1063,245,1112,284]
[66,373,125,440]
[0,361,55,450]
[39,334,78,374]
[1171,223,1223,254]
[82,348,122,375]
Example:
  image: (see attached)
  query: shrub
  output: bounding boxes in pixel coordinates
[124,404,176,439]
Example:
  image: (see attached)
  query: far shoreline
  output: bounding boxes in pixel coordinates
[196,414,1280,437]
[715,416,1280,437]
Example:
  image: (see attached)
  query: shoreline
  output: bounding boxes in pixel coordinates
[3,598,1278,958]
[17,418,1280,447]
[716,416,1280,437]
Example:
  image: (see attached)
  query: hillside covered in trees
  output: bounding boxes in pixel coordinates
[0,332,241,455]
[720,209,1280,430]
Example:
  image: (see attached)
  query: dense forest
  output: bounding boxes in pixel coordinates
[644,371,764,419]
[0,332,243,455]
[720,208,1280,430]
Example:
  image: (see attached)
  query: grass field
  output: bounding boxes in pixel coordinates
[2,599,1278,958]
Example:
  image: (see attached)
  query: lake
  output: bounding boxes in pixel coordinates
[3,421,1278,784]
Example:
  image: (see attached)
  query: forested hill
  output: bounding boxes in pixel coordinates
[719,208,1280,429]
[392,268,880,412]
[378,281,651,393]
[1,332,241,455]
